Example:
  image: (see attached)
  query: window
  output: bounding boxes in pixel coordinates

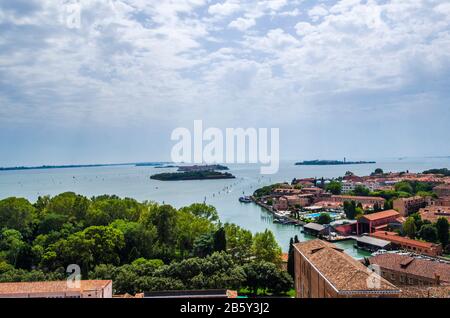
[409,277,414,285]
[400,275,405,283]
[391,273,396,281]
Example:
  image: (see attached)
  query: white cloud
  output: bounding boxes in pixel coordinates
[295,22,314,36]
[208,0,241,16]
[308,4,328,21]
[228,17,256,31]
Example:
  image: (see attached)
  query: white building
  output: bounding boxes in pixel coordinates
[341,181,383,193]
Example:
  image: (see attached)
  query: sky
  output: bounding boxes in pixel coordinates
[0,0,449,166]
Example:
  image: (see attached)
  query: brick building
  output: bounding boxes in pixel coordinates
[434,184,450,198]
[368,253,450,286]
[357,210,400,235]
[419,206,450,223]
[293,240,400,298]
[393,196,427,216]
[371,231,443,257]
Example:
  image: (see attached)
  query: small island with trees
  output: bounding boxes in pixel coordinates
[150,171,235,181]
[295,159,376,166]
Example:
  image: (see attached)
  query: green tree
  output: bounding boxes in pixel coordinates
[176,210,214,257]
[344,201,357,220]
[192,232,214,258]
[224,223,253,263]
[436,217,449,247]
[287,238,294,279]
[0,197,36,235]
[374,168,384,175]
[395,181,413,194]
[179,203,219,222]
[0,229,27,267]
[213,227,226,252]
[403,217,417,238]
[252,230,282,265]
[110,220,157,263]
[326,181,342,195]
[243,261,293,295]
[353,185,370,196]
[418,224,438,243]
[317,213,332,225]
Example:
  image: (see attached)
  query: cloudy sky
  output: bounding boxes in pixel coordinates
[1,0,449,166]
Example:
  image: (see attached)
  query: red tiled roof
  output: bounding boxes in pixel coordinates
[333,195,385,201]
[360,210,400,221]
[371,232,437,249]
[294,240,399,293]
[0,280,111,295]
[369,254,450,283]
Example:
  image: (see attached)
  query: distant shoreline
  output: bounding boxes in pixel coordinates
[295,160,376,166]
[0,162,169,172]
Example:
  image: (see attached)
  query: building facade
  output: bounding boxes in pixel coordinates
[294,240,400,298]
[434,184,450,198]
[357,210,401,235]
[368,254,450,287]
[393,196,427,216]
[371,231,443,257]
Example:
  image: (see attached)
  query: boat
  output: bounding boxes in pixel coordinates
[239,196,252,203]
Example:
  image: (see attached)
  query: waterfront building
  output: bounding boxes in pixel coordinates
[355,236,392,252]
[419,206,450,223]
[303,223,326,236]
[357,210,400,235]
[393,196,427,216]
[0,280,112,298]
[368,253,450,286]
[272,188,303,196]
[371,231,443,257]
[293,240,400,298]
[331,220,357,236]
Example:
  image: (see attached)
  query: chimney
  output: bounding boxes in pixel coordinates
[434,274,440,286]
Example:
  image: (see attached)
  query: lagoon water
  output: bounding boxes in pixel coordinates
[1,157,449,257]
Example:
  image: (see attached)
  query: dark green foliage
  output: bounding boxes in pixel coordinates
[326,181,342,195]
[436,217,449,247]
[0,193,287,295]
[317,213,332,225]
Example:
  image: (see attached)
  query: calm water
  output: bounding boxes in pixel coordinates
[1,157,449,257]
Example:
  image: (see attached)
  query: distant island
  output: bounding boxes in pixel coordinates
[1,162,169,171]
[0,163,126,171]
[150,171,235,181]
[295,160,376,166]
[177,164,229,172]
[135,162,171,167]
[423,168,450,176]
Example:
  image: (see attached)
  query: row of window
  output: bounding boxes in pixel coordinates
[381,271,431,286]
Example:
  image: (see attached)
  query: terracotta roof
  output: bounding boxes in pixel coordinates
[281,253,289,262]
[332,195,385,201]
[360,210,400,221]
[369,254,450,284]
[400,286,450,298]
[371,232,437,249]
[0,280,111,295]
[419,206,450,223]
[294,240,399,293]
